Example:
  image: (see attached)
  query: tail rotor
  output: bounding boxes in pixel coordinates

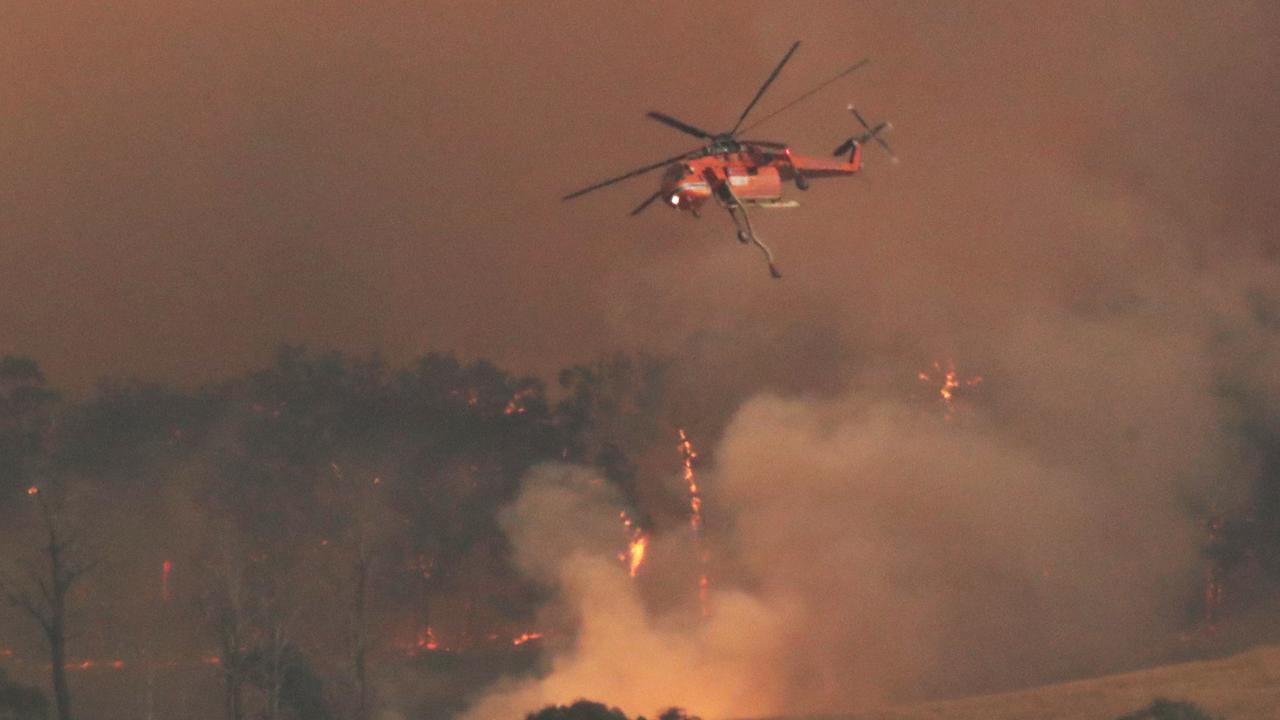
[833,105,896,162]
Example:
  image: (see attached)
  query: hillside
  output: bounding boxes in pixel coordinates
[761,645,1280,720]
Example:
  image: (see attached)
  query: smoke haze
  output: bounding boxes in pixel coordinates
[5,2,1277,392]
[3,2,1280,719]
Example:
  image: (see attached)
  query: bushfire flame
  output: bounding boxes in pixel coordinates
[418,626,441,651]
[917,360,982,418]
[628,534,649,578]
[512,632,544,646]
[618,510,649,578]
[679,429,704,533]
[504,388,537,415]
[679,428,711,616]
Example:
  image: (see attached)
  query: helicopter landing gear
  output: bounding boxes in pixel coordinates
[725,198,782,279]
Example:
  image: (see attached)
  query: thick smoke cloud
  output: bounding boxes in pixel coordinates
[466,258,1279,717]
[4,2,1280,718]
[463,465,783,720]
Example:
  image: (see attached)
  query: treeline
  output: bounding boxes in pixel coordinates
[527,701,701,720]
[0,348,687,720]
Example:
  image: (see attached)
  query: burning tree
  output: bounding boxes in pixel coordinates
[0,484,101,720]
[0,347,712,717]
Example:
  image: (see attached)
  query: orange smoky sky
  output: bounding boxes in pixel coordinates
[2,1,1278,390]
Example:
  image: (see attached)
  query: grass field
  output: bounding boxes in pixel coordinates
[754,645,1280,720]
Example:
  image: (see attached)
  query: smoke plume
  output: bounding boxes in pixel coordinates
[466,248,1280,717]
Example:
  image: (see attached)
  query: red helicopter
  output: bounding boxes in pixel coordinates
[563,41,893,279]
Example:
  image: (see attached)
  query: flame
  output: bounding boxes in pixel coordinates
[918,360,982,418]
[512,631,544,646]
[25,486,38,496]
[678,428,711,616]
[678,429,703,532]
[417,626,440,651]
[628,534,649,578]
[618,511,650,577]
[503,387,537,415]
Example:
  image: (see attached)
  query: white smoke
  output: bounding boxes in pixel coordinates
[464,261,1280,717]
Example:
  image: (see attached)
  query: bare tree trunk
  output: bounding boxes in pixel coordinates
[267,622,286,720]
[353,555,369,720]
[333,463,379,720]
[1,492,100,720]
[210,541,247,720]
[220,636,243,720]
[142,647,156,720]
[49,613,71,720]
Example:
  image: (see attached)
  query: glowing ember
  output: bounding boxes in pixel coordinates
[918,360,982,418]
[161,559,173,602]
[417,626,441,651]
[1203,513,1227,633]
[628,534,648,578]
[678,429,704,532]
[678,428,711,616]
[503,388,537,415]
[511,631,544,646]
[618,510,650,578]
[25,486,38,496]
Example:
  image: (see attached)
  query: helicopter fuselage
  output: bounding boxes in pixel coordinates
[659,144,863,213]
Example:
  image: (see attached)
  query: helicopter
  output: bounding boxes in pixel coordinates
[562,41,893,279]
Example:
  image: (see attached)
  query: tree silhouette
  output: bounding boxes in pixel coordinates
[0,485,100,720]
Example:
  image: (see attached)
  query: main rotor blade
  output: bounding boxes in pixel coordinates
[730,40,801,136]
[874,134,897,161]
[739,139,790,149]
[629,190,665,216]
[741,57,870,134]
[646,112,714,140]
[850,106,871,131]
[562,148,701,201]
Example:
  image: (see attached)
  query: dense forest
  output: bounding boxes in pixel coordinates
[0,346,1277,720]
[0,348,728,720]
